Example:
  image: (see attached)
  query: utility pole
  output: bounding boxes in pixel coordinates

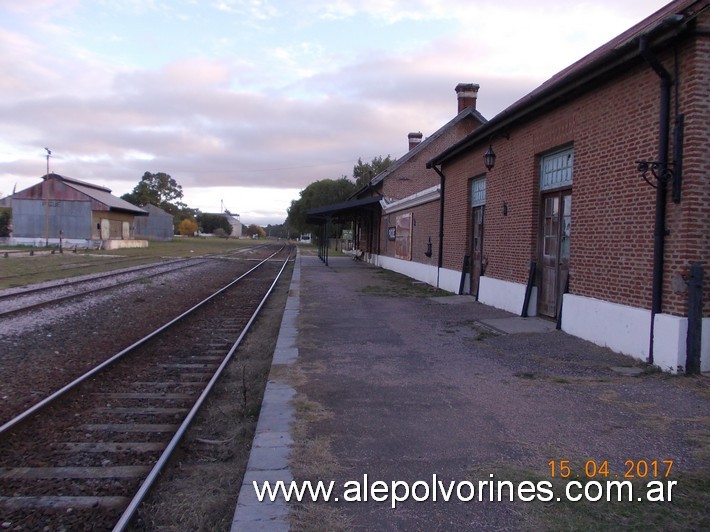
[44,148,51,247]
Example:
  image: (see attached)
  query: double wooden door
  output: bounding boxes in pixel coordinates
[539,191,571,317]
[470,205,484,297]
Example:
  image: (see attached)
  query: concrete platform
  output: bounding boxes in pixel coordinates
[232,254,708,530]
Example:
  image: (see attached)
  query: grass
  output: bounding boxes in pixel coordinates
[0,237,256,289]
[360,269,451,298]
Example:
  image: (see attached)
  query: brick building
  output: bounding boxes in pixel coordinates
[427,0,709,372]
[307,0,708,372]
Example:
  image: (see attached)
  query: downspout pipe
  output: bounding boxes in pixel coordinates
[639,35,672,365]
[432,165,446,289]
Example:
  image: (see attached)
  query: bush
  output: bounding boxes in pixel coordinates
[197,214,233,236]
[0,208,11,237]
[178,218,198,236]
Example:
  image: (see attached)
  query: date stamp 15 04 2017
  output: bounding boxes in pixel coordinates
[548,459,674,479]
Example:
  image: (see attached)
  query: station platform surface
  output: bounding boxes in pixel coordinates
[232,252,708,531]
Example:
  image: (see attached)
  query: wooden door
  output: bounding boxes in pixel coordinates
[100,219,110,240]
[539,192,571,317]
[470,206,484,296]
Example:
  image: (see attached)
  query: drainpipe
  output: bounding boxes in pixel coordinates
[639,36,672,365]
[432,165,446,289]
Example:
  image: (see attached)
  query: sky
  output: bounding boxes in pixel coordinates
[0,0,672,226]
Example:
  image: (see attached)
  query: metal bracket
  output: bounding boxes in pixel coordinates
[636,161,673,189]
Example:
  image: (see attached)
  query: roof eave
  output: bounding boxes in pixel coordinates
[427,7,694,168]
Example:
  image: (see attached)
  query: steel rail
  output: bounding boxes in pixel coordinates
[0,259,209,319]
[0,257,190,299]
[112,246,294,531]
[0,245,267,317]
[0,246,287,436]
[0,243,262,300]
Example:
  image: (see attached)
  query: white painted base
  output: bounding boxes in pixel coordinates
[362,259,709,374]
[102,239,149,249]
[478,276,537,316]
[562,293,710,373]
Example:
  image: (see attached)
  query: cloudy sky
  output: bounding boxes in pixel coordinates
[1,0,670,226]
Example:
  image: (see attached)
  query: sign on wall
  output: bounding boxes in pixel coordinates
[395,212,412,260]
[387,227,396,241]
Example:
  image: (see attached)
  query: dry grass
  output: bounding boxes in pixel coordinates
[286,354,353,531]
[0,238,256,289]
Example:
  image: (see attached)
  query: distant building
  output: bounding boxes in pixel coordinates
[224,210,242,238]
[134,204,174,241]
[0,173,148,249]
[201,211,242,238]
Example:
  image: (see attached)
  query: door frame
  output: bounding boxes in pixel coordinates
[537,146,574,318]
[470,204,485,297]
[538,189,571,318]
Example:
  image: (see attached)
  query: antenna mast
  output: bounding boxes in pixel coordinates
[44,148,51,246]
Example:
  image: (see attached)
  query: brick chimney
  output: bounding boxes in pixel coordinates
[455,83,479,113]
[408,132,423,151]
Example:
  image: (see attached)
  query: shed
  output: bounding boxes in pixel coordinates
[0,173,148,249]
[134,204,174,241]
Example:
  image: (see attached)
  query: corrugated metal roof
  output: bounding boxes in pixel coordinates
[62,180,147,215]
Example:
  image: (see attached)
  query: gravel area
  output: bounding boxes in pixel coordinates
[0,258,260,424]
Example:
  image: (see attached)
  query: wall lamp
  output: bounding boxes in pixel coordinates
[483,132,509,171]
[483,144,496,171]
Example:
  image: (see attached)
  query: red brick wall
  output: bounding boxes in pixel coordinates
[381,201,440,265]
[440,30,709,317]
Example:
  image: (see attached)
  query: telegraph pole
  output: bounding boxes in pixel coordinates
[44,148,51,247]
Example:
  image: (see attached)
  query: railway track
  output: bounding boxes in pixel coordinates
[0,245,267,318]
[0,244,294,530]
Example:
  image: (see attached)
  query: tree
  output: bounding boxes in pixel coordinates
[178,218,198,236]
[285,177,356,235]
[245,224,266,238]
[265,223,289,238]
[353,155,395,189]
[197,213,232,235]
[121,172,185,212]
[0,208,11,237]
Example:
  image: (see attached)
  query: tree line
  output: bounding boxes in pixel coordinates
[284,155,395,238]
[121,155,395,240]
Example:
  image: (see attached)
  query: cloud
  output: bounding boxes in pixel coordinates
[0,0,671,225]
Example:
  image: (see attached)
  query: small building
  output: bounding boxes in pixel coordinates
[0,173,148,249]
[200,211,242,238]
[134,204,174,241]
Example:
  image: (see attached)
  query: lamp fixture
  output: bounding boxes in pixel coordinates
[425,236,433,257]
[483,144,496,171]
